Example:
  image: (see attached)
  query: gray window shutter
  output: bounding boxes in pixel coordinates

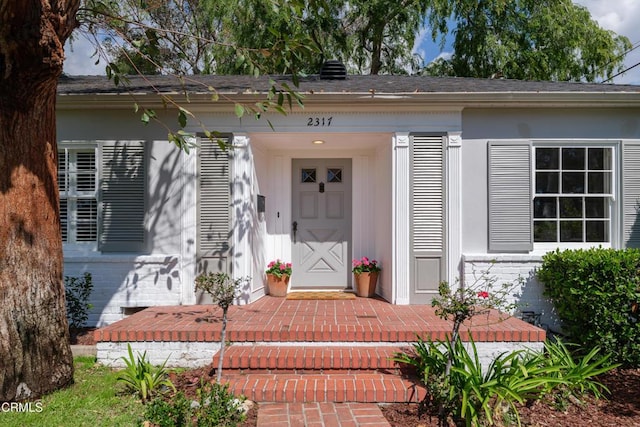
[622,141,640,248]
[198,138,230,261]
[99,141,146,252]
[412,135,444,252]
[488,141,532,252]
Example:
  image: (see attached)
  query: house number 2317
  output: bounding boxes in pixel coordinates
[307,117,333,127]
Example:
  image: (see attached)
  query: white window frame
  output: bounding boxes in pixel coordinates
[59,142,99,252]
[532,141,618,251]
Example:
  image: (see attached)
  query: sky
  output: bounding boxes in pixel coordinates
[64,1,640,85]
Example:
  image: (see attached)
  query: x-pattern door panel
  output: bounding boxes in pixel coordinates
[292,159,351,288]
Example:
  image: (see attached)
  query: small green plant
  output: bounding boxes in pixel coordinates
[195,272,250,382]
[541,339,619,403]
[64,272,93,330]
[117,343,175,403]
[143,381,247,427]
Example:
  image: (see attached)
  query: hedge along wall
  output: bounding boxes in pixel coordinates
[537,248,640,367]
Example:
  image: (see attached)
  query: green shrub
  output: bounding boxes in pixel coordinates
[64,272,93,330]
[537,248,640,366]
[143,382,247,427]
[117,344,175,403]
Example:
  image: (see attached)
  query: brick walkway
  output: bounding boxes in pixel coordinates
[257,403,390,427]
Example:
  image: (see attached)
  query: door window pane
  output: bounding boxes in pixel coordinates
[327,168,342,183]
[301,168,316,183]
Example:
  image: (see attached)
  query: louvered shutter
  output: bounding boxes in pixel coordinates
[99,141,146,252]
[488,141,533,252]
[198,138,230,265]
[622,141,640,248]
[410,135,445,303]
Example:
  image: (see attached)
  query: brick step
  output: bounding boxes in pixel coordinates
[214,345,408,372]
[221,372,426,403]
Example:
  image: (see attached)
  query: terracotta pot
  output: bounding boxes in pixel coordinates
[266,273,290,297]
[354,271,379,297]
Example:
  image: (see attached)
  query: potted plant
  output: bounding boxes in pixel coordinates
[265,259,292,297]
[352,257,381,297]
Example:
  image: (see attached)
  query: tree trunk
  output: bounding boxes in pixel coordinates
[0,0,80,401]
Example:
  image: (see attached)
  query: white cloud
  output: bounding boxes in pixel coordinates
[575,0,640,84]
[63,34,106,76]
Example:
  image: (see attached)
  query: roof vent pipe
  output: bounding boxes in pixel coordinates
[319,60,347,80]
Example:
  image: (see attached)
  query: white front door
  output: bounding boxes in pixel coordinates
[291,159,352,288]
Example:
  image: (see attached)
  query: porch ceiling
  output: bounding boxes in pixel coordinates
[249,132,390,151]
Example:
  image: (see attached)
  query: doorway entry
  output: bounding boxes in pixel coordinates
[291,158,352,288]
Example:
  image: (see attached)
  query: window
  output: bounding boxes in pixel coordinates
[58,147,98,243]
[533,146,613,243]
[58,141,146,252]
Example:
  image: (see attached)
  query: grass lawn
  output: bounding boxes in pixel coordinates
[1,356,144,427]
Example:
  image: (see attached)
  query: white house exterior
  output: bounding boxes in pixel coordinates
[56,75,640,329]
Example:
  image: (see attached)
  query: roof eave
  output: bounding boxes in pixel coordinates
[56,91,640,111]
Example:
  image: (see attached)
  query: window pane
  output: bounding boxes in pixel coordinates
[588,148,611,170]
[534,221,557,242]
[586,221,608,242]
[301,168,316,183]
[534,197,557,218]
[536,148,559,169]
[60,198,68,242]
[536,172,559,193]
[77,173,96,192]
[57,151,67,191]
[562,148,585,170]
[76,152,95,170]
[327,168,342,183]
[560,221,583,242]
[562,172,585,193]
[559,197,582,218]
[587,172,611,194]
[585,197,608,218]
[76,199,97,241]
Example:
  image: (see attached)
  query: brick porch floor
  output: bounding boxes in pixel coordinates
[94,295,546,344]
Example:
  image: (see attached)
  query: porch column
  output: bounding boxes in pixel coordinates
[446,132,463,287]
[231,134,253,286]
[392,133,410,304]
[180,136,198,305]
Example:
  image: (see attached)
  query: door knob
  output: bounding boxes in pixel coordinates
[292,221,298,243]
